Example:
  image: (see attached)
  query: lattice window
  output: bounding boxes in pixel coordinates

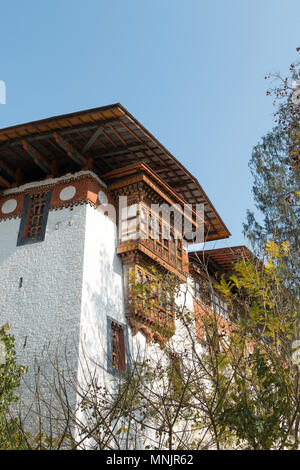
[194,276,229,319]
[176,239,182,259]
[210,293,229,319]
[194,279,201,301]
[163,224,169,250]
[128,266,174,329]
[25,192,47,238]
[148,212,154,237]
[17,190,52,246]
[120,203,138,241]
[138,203,184,260]
[155,219,162,243]
[110,321,126,373]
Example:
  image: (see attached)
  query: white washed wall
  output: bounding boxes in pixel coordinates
[77,205,147,385]
[78,204,125,382]
[0,181,197,447]
[0,204,88,432]
[0,204,88,372]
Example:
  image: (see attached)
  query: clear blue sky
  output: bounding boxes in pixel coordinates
[0,0,299,248]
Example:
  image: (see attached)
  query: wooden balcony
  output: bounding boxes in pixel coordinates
[131,301,174,333]
[117,236,189,281]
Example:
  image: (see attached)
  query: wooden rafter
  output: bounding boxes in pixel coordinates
[81,116,125,154]
[95,136,108,150]
[118,119,143,143]
[108,125,127,146]
[0,159,15,179]
[47,137,66,156]
[94,143,146,160]
[154,167,171,174]
[21,139,51,174]
[53,132,86,167]
[102,129,117,148]
[171,183,191,191]
[82,124,106,153]
[16,167,23,186]
[0,174,10,188]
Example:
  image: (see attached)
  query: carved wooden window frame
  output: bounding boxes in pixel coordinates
[129,265,174,328]
[17,190,52,246]
[194,278,201,302]
[107,317,129,376]
[210,292,229,319]
[138,203,183,261]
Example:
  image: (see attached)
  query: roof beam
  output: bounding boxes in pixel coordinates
[21,139,51,174]
[108,125,127,146]
[118,119,143,143]
[82,124,105,153]
[53,132,86,166]
[0,117,122,150]
[16,167,23,187]
[10,167,23,188]
[0,174,10,188]
[172,182,190,191]
[94,143,146,160]
[0,159,16,179]
[102,129,117,148]
[153,167,171,174]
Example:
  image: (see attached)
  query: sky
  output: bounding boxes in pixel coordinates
[0,0,299,249]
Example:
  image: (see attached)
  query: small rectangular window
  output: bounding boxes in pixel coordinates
[107,318,128,375]
[176,239,182,259]
[156,219,162,243]
[194,280,201,301]
[163,225,169,249]
[148,213,153,237]
[140,206,147,237]
[17,190,52,246]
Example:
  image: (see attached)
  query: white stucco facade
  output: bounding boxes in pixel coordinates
[0,204,86,373]
[0,173,147,403]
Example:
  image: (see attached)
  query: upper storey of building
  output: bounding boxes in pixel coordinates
[189,246,252,278]
[0,103,230,243]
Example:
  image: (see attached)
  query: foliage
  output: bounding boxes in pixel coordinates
[0,324,28,449]
[220,349,295,449]
[215,241,299,449]
[1,251,297,450]
[243,49,300,289]
[76,245,300,450]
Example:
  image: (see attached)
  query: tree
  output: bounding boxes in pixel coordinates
[0,324,28,449]
[1,247,298,450]
[243,50,300,290]
[215,241,300,449]
[70,245,300,450]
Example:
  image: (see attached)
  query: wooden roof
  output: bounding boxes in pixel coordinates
[0,103,230,241]
[189,245,251,273]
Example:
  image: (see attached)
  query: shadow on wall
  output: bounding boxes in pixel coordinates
[80,219,125,374]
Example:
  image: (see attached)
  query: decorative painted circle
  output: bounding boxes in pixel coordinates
[59,186,76,201]
[98,190,108,206]
[1,198,17,214]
